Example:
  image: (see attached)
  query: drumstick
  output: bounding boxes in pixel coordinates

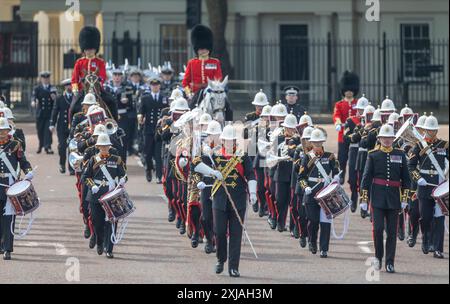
[426,182,439,187]
[0,182,10,188]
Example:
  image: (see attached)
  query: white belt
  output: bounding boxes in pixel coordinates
[94,179,111,187]
[420,169,439,175]
[308,177,325,183]
[118,109,127,114]
[349,143,359,148]
[358,148,367,152]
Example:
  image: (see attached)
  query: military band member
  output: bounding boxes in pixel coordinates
[82,134,127,258]
[138,77,168,182]
[194,124,256,277]
[31,71,56,154]
[0,118,33,260]
[333,71,359,184]
[69,93,97,139]
[2,108,26,152]
[245,90,269,123]
[50,79,73,174]
[281,86,307,122]
[360,124,411,273]
[343,95,369,212]
[407,114,448,259]
[298,128,340,258]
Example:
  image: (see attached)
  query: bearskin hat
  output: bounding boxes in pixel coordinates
[340,71,360,96]
[191,24,213,55]
[79,26,101,53]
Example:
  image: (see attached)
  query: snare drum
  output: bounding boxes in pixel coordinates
[6,180,40,216]
[99,187,135,222]
[432,180,449,216]
[314,181,351,219]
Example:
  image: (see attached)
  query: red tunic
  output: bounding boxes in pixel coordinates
[333,98,358,143]
[182,57,223,94]
[71,56,106,93]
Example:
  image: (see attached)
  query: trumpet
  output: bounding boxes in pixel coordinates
[105,118,118,135]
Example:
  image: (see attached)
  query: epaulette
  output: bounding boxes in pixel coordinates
[9,140,20,152]
[368,146,379,154]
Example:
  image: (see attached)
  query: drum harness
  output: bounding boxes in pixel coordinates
[307,151,350,240]
[0,147,35,239]
[95,156,129,244]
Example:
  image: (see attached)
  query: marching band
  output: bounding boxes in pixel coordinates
[0,24,448,281]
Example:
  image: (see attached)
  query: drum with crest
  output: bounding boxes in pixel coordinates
[432,180,449,216]
[99,187,135,222]
[6,180,40,216]
[314,181,351,219]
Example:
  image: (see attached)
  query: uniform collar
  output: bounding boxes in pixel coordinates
[0,137,10,145]
[380,145,393,153]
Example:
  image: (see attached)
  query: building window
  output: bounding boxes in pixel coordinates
[160,24,187,73]
[400,23,431,79]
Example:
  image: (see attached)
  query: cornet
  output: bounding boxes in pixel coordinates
[105,119,118,135]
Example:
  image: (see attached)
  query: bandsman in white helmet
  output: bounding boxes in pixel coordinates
[343,94,369,211]
[82,133,127,259]
[245,89,269,122]
[297,128,340,258]
[380,96,396,124]
[193,124,256,277]
[291,125,315,248]
[0,117,33,261]
[361,123,411,274]
[1,107,26,152]
[408,113,448,259]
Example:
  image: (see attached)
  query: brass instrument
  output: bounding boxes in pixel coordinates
[211,153,242,197]
[105,118,118,135]
[69,152,84,172]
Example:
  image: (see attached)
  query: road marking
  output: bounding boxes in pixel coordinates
[20,241,69,256]
[357,241,373,254]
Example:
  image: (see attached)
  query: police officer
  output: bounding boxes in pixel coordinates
[160,62,177,97]
[408,114,448,259]
[50,79,73,174]
[32,71,56,154]
[333,71,359,184]
[0,117,34,260]
[281,86,307,122]
[83,133,127,259]
[138,77,168,182]
[298,128,340,258]
[360,124,410,273]
[195,124,257,277]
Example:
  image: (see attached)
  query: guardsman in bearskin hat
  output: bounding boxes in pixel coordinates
[182,24,223,103]
[71,26,117,121]
[333,71,359,185]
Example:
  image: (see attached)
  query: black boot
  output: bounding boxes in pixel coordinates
[146,170,152,182]
[45,148,54,154]
[191,233,199,248]
[229,269,240,278]
[385,263,395,273]
[97,244,104,255]
[175,217,181,229]
[59,165,66,174]
[252,202,259,213]
[84,225,91,239]
[179,222,186,235]
[36,147,42,154]
[106,252,114,259]
[320,251,328,258]
[204,239,214,254]
[351,201,357,213]
[309,242,317,255]
[407,235,417,248]
[398,226,405,241]
[215,262,224,274]
[3,251,11,260]
[168,207,176,222]
[89,235,96,249]
[421,235,429,254]
[433,251,444,259]
[268,217,277,230]
[299,236,307,248]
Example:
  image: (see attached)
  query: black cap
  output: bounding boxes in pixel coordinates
[284,86,300,96]
[40,71,51,78]
[149,77,161,85]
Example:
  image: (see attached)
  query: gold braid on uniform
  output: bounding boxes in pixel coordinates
[360,189,369,201]
[401,189,409,202]
[411,170,421,182]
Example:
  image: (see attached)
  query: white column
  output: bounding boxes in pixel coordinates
[123,12,139,39]
[337,12,355,75]
[243,13,260,81]
[83,11,97,26]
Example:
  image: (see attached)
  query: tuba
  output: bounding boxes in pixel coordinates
[394,117,422,147]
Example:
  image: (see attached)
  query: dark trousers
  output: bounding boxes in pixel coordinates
[144,133,155,172]
[118,114,137,154]
[337,141,349,181]
[305,202,331,251]
[348,146,359,205]
[57,129,70,170]
[295,193,308,238]
[255,168,267,211]
[407,198,420,239]
[419,195,445,252]
[372,207,398,265]
[36,117,52,149]
[275,181,291,229]
[214,207,246,270]
[201,188,214,242]
[154,139,163,180]
[90,199,115,253]
[0,200,15,252]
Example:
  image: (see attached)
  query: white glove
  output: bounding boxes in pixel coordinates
[212,170,223,181]
[197,181,206,190]
[248,180,258,205]
[401,202,408,210]
[360,202,368,211]
[91,185,99,194]
[25,171,34,180]
[118,177,126,187]
[178,157,188,168]
[202,145,212,156]
[304,187,312,196]
[333,175,340,183]
[49,125,55,132]
[250,193,258,206]
[417,178,427,186]
[335,124,342,132]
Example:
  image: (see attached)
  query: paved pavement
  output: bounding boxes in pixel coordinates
[0,123,448,284]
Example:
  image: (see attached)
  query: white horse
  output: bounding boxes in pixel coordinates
[197,75,229,124]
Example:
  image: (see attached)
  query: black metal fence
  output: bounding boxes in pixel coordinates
[5,33,448,116]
